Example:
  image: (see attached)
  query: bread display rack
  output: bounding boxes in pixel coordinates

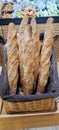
[0,16,59,129]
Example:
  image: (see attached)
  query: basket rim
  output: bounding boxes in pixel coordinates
[2,92,59,102]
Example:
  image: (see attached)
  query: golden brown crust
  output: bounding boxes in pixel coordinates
[22,76,34,95]
[10,75,18,94]
[19,23,34,95]
[37,18,54,93]
[7,23,19,94]
[31,17,40,80]
[7,23,16,41]
[19,16,28,35]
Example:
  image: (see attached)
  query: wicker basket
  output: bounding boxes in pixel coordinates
[1,47,58,114]
[0,19,59,114]
[3,95,56,114]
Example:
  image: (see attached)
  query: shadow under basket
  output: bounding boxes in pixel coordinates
[1,47,59,114]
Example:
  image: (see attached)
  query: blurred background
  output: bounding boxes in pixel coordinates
[0,0,59,18]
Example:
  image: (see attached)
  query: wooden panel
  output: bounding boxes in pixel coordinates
[0,105,59,130]
[0,23,59,40]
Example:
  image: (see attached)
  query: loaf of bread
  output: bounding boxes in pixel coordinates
[31,17,40,80]
[37,18,54,93]
[7,23,19,94]
[19,16,41,95]
[19,23,34,95]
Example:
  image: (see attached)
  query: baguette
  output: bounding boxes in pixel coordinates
[7,23,19,94]
[19,24,34,95]
[37,18,54,93]
[31,17,40,80]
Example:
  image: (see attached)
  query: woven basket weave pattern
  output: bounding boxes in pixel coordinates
[3,98,56,114]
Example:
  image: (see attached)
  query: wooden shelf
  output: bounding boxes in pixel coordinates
[0,16,59,26]
[0,104,59,129]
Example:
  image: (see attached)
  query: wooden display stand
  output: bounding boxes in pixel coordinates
[0,104,59,129]
[0,97,59,129]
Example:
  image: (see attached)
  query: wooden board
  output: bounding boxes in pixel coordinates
[0,104,59,130]
[0,23,59,40]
